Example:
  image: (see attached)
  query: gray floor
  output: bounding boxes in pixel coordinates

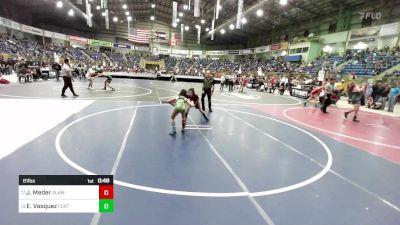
[0,78,399,225]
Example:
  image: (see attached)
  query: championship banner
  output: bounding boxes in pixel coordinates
[85,0,92,27]
[350,26,380,40]
[190,50,203,55]
[0,17,21,30]
[157,49,171,54]
[113,43,131,49]
[211,18,215,40]
[89,39,112,47]
[194,0,200,17]
[206,50,225,55]
[197,26,201,45]
[379,23,399,37]
[172,1,178,25]
[255,46,270,53]
[44,30,54,38]
[279,42,289,50]
[134,46,150,52]
[21,25,43,36]
[180,24,184,43]
[69,36,89,44]
[170,33,177,46]
[241,49,254,55]
[271,43,280,51]
[227,50,240,55]
[215,0,220,19]
[172,49,189,55]
[53,32,67,40]
[154,31,167,40]
[236,0,243,29]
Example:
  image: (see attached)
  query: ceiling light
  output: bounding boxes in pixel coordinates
[280,0,288,5]
[150,16,155,20]
[113,16,118,22]
[172,22,177,28]
[195,24,200,29]
[241,17,247,24]
[179,12,183,17]
[220,29,225,34]
[205,27,210,32]
[201,19,205,24]
[184,25,189,31]
[151,4,156,8]
[281,50,287,56]
[127,16,132,21]
[125,11,130,15]
[122,4,127,9]
[101,12,106,16]
[68,9,74,16]
[256,9,263,17]
[183,4,188,10]
[56,1,63,8]
[217,5,222,10]
[229,24,234,30]
[176,18,180,22]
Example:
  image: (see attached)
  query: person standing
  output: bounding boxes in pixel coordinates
[220,74,225,92]
[228,74,234,92]
[344,83,366,122]
[170,68,178,82]
[61,58,79,98]
[52,61,62,81]
[321,78,334,113]
[388,83,400,112]
[202,71,215,112]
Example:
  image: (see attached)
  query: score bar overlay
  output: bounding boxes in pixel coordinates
[19,175,114,213]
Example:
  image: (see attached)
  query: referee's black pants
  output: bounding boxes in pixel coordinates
[61,76,77,96]
[201,88,212,110]
[321,94,331,113]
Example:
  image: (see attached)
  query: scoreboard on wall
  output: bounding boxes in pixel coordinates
[19,175,113,213]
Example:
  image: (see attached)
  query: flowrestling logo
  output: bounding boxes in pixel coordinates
[359,12,382,20]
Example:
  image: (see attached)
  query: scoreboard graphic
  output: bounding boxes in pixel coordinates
[19,175,114,213]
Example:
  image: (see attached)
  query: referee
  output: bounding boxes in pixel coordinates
[61,58,79,98]
[201,71,215,112]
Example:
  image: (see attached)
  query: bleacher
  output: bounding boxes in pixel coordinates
[84,49,104,61]
[341,53,400,76]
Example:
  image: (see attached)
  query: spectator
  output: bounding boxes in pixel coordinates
[388,83,400,112]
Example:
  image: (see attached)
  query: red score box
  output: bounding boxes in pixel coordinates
[99,185,114,199]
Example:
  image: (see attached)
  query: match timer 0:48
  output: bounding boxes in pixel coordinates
[19,175,114,213]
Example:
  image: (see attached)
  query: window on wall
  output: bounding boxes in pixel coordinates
[290,49,296,54]
[296,48,302,53]
[302,47,309,52]
[304,29,309,37]
[328,23,337,33]
[362,15,373,27]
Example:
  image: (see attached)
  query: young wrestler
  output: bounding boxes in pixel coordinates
[86,67,96,89]
[96,71,115,91]
[163,89,194,135]
[186,88,209,121]
[304,81,324,107]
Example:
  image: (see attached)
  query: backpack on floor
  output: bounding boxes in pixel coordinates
[373,97,383,109]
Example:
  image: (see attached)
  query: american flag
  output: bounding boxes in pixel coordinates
[128,27,150,44]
